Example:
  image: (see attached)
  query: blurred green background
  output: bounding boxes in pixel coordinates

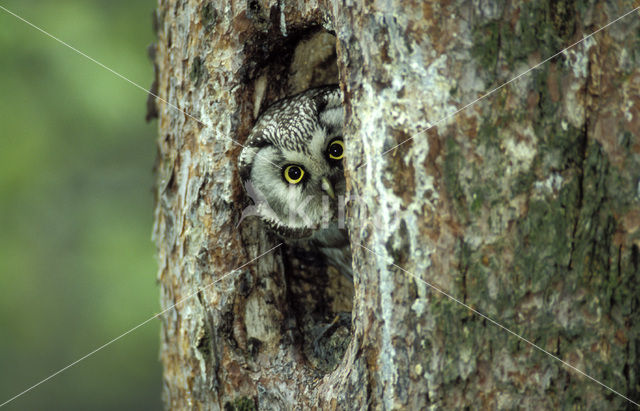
[0,1,161,409]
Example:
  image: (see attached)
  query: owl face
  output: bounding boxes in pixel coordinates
[238,86,344,239]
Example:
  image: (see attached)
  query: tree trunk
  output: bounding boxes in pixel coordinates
[152,0,640,409]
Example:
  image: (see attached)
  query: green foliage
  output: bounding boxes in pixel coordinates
[0,1,160,409]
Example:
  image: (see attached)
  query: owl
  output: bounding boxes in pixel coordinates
[238,85,352,279]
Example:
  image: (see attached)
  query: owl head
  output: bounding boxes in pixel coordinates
[238,86,344,239]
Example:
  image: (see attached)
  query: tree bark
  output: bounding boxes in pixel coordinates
[152,0,640,409]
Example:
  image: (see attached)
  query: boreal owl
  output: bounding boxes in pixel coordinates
[238,85,352,279]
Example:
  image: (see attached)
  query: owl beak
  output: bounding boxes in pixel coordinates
[321,177,336,200]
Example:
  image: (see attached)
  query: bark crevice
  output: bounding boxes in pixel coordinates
[153,1,640,408]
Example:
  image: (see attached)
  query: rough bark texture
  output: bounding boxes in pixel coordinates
[152,0,640,409]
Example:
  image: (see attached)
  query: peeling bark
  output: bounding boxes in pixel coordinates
[152,0,640,409]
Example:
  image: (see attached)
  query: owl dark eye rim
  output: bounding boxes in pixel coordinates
[326,137,344,162]
[282,164,306,184]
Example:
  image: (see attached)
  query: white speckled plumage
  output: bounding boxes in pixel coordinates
[238,85,352,278]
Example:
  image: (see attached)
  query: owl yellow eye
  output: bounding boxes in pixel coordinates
[283,165,305,184]
[327,139,344,161]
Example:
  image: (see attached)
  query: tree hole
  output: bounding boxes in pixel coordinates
[245,27,353,373]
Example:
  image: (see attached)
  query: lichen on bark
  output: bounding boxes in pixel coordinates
[152,0,640,408]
